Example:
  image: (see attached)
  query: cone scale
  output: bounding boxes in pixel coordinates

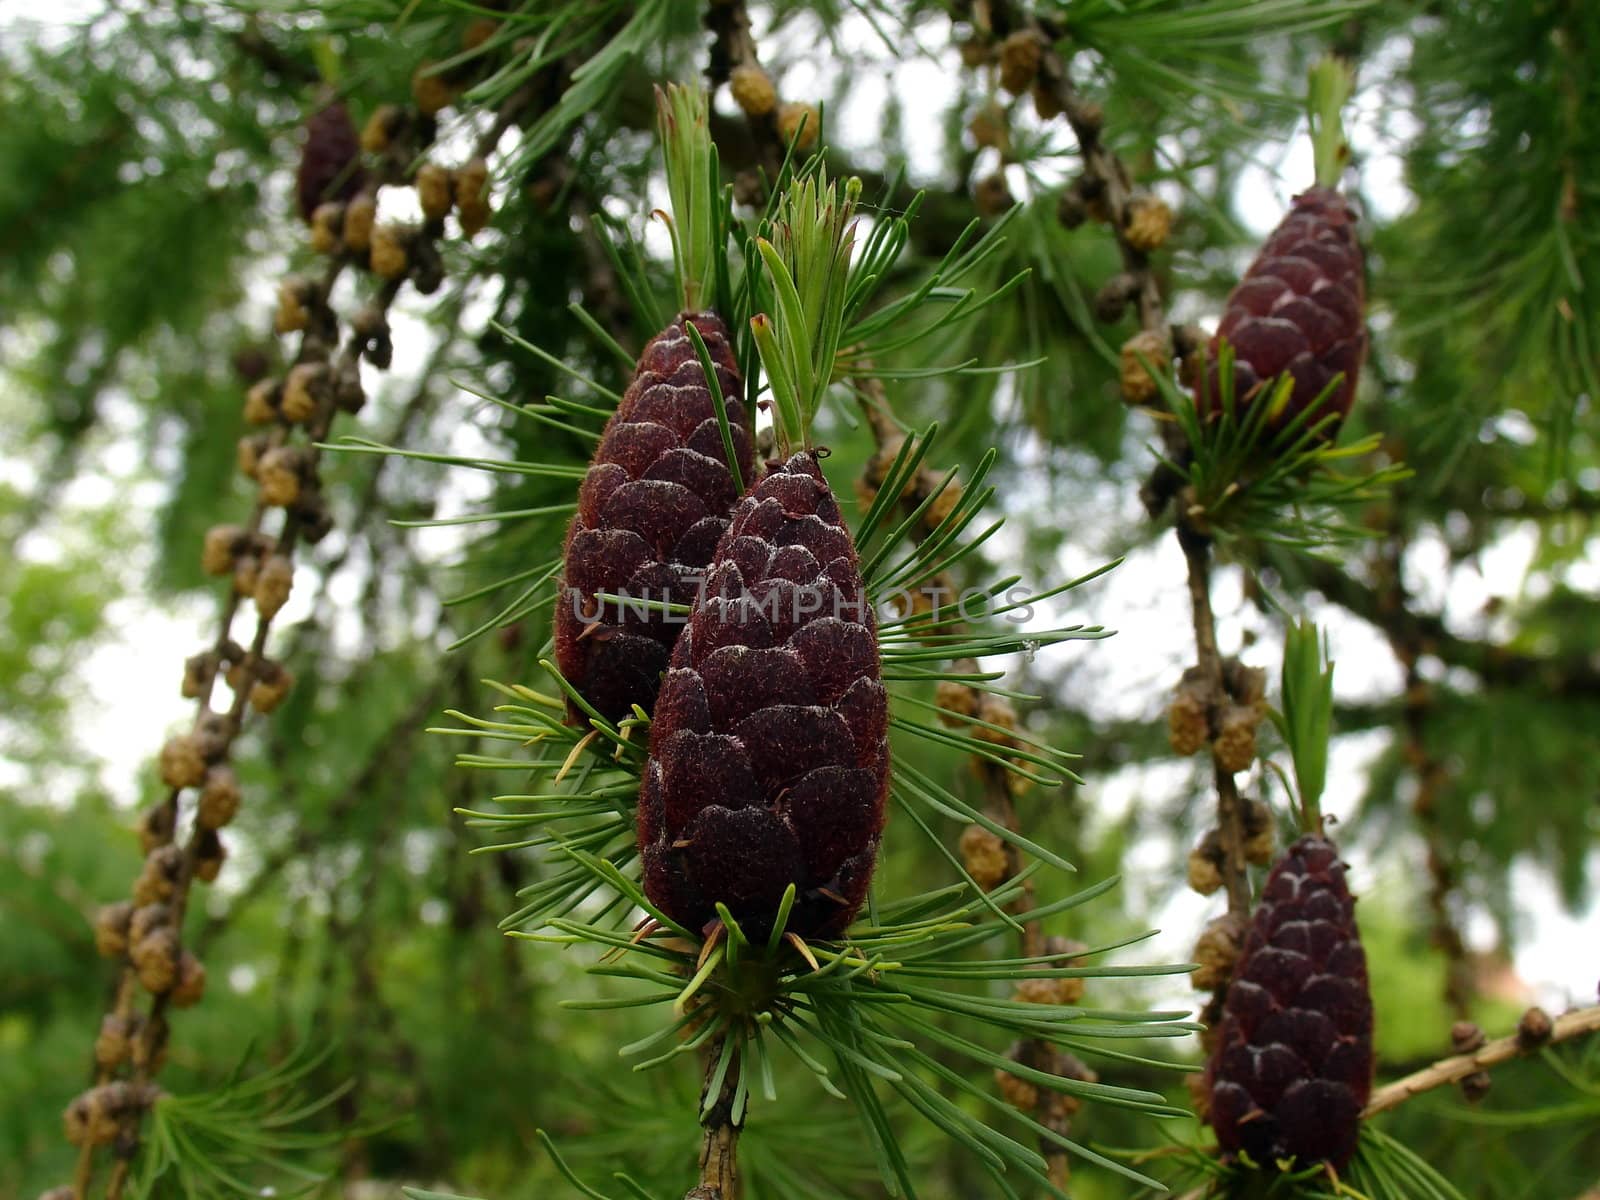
[1204,187,1366,431]
[555,313,754,723]
[1205,834,1374,1171]
[638,452,889,940]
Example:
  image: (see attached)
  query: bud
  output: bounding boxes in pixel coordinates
[343,193,376,253]
[198,765,241,830]
[309,201,344,255]
[1119,330,1170,406]
[159,734,207,789]
[1041,935,1088,1005]
[133,844,184,906]
[257,446,307,508]
[1240,796,1274,865]
[93,901,134,959]
[353,303,393,369]
[959,824,1010,891]
[997,30,1043,94]
[1093,272,1139,325]
[132,925,180,994]
[244,378,280,426]
[995,1064,1039,1112]
[275,276,311,335]
[194,829,226,884]
[250,661,294,713]
[63,1084,136,1147]
[776,102,819,151]
[129,902,172,945]
[410,236,445,295]
[170,951,207,1007]
[455,157,491,238]
[281,362,327,424]
[967,103,1007,151]
[130,1015,169,1072]
[1124,194,1173,253]
[135,803,174,856]
[201,525,244,577]
[411,63,454,115]
[1450,1020,1486,1053]
[957,36,992,69]
[255,553,294,619]
[361,104,404,155]
[1459,1071,1492,1103]
[236,433,271,480]
[934,679,979,726]
[233,552,261,598]
[1213,703,1259,774]
[1168,684,1209,756]
[95,1013,142,1070]
[1516,1006,1554,1051]
[369,223,412,279]
[1190,911,1248,991]
[332,356,365,414]
[974,171,1014,219]
[1187,830,1224,896]
[923,477,963,529]
[416,161,454,222]
[730,65,778,117]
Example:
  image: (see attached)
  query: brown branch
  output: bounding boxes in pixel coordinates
[688,1037,743,1200]
[1364,1005,1600,1117]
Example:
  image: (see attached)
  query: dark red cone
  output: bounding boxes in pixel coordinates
[1203,187,1365,432]
[638,451,889,940]
[295,103,367,224]
[555,313,754,724]
[1205,834,1373,1171]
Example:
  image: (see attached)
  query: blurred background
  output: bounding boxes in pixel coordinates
[1,1,1597,1197]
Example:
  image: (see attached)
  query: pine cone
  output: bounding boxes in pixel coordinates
[638,452,889,940]
[1206,835,1373,1171]
[1203,187,1365,432]
[555,313,753,724]
[295,103,366,224]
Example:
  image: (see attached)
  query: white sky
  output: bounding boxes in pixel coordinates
[2,3,1595,1014]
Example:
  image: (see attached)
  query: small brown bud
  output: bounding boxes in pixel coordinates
[201,525,243,576]
[309,201,344,254]
[997,31,1043,94]
[281,362,327,424]
[1450,1020,1486,1054]
[95,1013,141,1070]
[233,553,260,598]
[63,1084,130,1147]
[274,277,311,335]
[1031,81,1064,121]
[974,693,1020,745]
[995,1067,1039,1112]
[352,303,393,369]
[411,63,454,115]
[332,356,365,414]
[257,446,307,507]
[1013,978,1060,1005]
[957,36,992,69]
[1213,703,1259,774]
[250,662,294,714]
[129,902,172,944]
[198,765,241,830]
[1459,1071,1492,1103]
[136,803,174,856]
[244,378,280,425]
[170,951,207,1007]
[1093,272,1139,324]
[1043,936,1088,1005]
[967,103,1007,151]
[934,679,979,726]
[1168,688,1209,757]
[253,553,294,620]
[130,1016,168,1072]
[194,829,226,884]
[236,433,270,480]
[361,105,403,154]
[1119,330,1169,405]
[159,734,207,789]
[369,223,411,279]
[455,157,491,238]
[1124,194,1173,253]
[294,489,335,544]
[410,236,445,295]
[231,345,269,382]
[93,901,134,959]
[974,171,1014,218]
[462,16,498,50]
[416,162,454,221]
[730,65,778,118]
[132,926,179,994]
[1517,1006,1554,1051]
[777,102,819,151]
[1187,831,1225,896]
[133,844,183,906]
[1190,912,1248,991]
[343,193,376,253]
[1174,323,1208,387]
[959,824,1010,891]
[1223,658,1268,706]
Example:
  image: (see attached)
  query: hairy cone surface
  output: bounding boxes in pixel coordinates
[639,452,888,940]
[1206,834,1373,1170]
[295,103,367,223]
[556,313,753,724]
[1205,187,1365,431]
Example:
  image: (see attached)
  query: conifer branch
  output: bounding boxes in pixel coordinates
[1363,1005,1600,1117]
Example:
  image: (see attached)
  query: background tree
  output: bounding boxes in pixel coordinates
[1,2,1597,1199]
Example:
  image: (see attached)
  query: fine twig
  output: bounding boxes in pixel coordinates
[1363,1005,1600,1117]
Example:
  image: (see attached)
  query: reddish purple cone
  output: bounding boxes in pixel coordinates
[1204,187,1365,432]
[1205,834,1374,1171]
[295,103,367,223]
[555,313,754,724]
[638,452,889,940]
